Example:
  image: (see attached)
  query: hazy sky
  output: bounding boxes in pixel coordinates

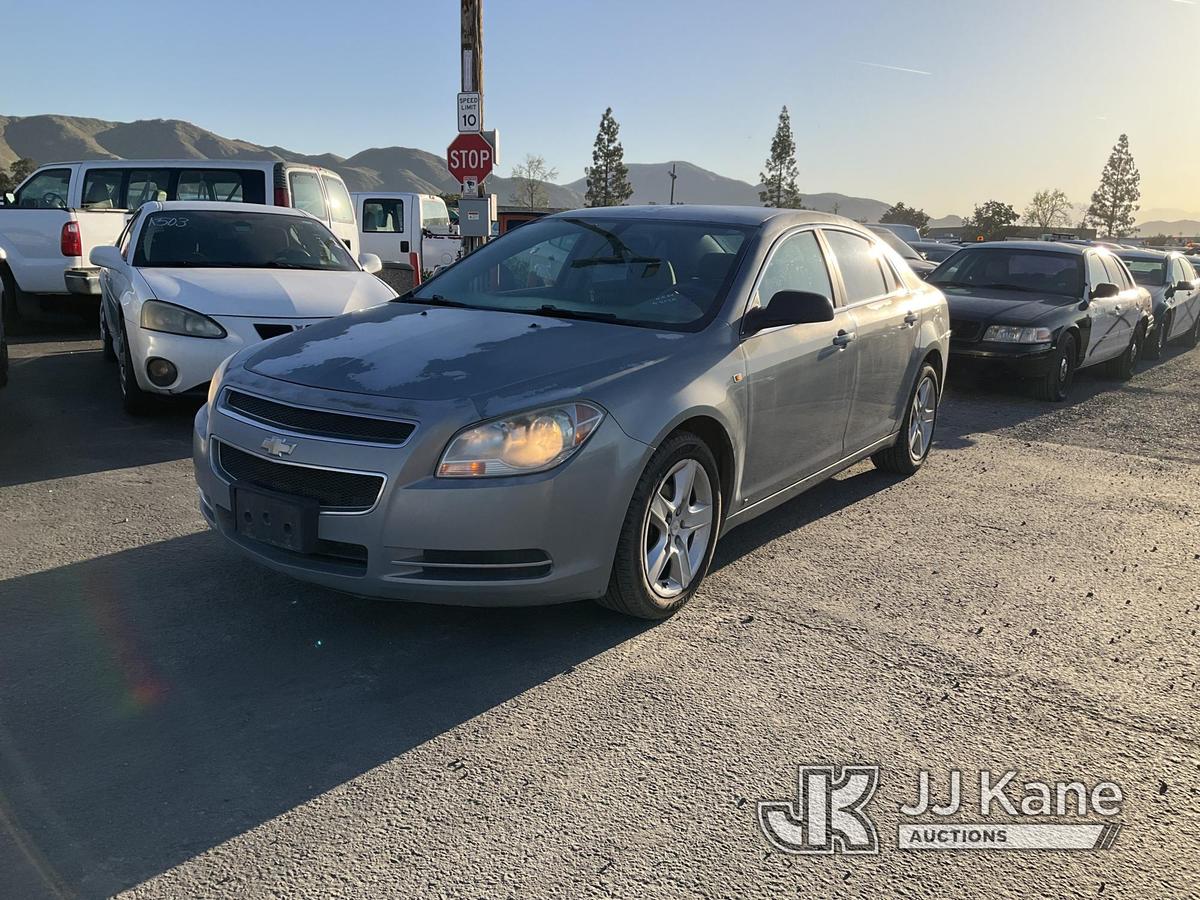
[3,0,1197,219]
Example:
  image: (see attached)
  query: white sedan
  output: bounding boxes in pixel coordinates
[92,201,393,413]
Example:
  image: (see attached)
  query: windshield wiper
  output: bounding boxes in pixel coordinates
[528,304,620,323]
[403,294,472,308]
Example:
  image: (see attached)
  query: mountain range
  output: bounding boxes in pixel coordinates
[5,114,1194,233]
[0,114,903,219]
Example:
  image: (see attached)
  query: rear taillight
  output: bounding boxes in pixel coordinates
[274,186,289,207]
[410,252,421,285]
[61,221,82,257]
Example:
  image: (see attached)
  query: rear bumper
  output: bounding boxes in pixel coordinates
[950,342,1057,377]
[64,267,101,296]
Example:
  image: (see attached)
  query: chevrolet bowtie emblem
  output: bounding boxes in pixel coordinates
[260,436,297,458]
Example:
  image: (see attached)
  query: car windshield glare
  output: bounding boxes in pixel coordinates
[409,216,754,330]
[1120,258,1166,287]
[133,210,357,271]
[928,248,1083,297]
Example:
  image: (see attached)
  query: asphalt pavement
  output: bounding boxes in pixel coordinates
[0,324,1196,899]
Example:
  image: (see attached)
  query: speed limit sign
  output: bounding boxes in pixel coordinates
[457,93,481,132]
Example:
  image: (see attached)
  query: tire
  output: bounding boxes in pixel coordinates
[0,268,21,330]
[1105,323,1143,380]
[1033,332,1077,402]
[1144,311,1169,360]
[872,363,939,475]
[1186,311,1200,350]
[99,303,117,362]
[596,432,722,620]
[116,316,159,415]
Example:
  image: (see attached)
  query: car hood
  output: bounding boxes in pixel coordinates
[941,287,1080,325]
[137,268,393,318]
[240,302,690,405]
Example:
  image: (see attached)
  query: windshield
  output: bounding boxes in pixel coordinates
[869,227,920,260]
[133,210,357,271]
[421,197,452,232]
[1119,257,1166,287]
[410,216,754,330]
[928,248,1083,298]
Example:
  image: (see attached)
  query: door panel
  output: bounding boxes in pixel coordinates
[739,228,855,501]
[1083,253,1119,364]
[822,229,915,450]
[742,312,858,501]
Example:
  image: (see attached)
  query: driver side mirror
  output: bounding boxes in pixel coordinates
[358,252,383,274]
[743,290,835,335]
[1,192,13,208]
[1089,282,1119,300]
[89,245,125,270]
[1173,280,1193,294]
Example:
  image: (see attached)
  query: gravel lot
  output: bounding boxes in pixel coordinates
[0,327,1197,899]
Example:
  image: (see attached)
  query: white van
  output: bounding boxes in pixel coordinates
[351,192,461,279]
[0,160,357,317]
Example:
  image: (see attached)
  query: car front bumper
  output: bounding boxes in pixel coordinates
[129,316,329,395]
[193,394,650,606]
[949,342,1058,377]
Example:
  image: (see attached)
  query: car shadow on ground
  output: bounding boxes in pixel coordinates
[0,530,649,899]
[0,343,200,488]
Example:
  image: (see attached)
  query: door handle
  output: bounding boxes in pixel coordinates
[903,312,919,327]
[1113,305,1122,313]
[832,330,856,347]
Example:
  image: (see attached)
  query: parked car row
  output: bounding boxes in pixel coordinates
[4,190,1195,621]
[0,159,462,326]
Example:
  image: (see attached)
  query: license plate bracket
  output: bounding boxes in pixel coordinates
[232,484,319,554]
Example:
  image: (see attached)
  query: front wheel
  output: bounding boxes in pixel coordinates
[1105,324,1143,380]
[99,304,117,362]
[116,316,160,415]
[1144,312,1170,360]
[872,363,939,476]
[1186,311,1200,350]
[597,432,722,620]
[1033,332,1077,402]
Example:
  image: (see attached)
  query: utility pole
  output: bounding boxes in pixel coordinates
[461,0,486,253]
[668,163,677,205]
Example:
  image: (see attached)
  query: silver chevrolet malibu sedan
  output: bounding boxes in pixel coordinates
[194,206,949,619]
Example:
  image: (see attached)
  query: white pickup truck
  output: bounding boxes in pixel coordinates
[0,159,358,322]
[351,192,462,281]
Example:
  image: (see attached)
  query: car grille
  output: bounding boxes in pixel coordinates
[223,390,415,446]
[387,548,553,582]
[215,440,384,512]
[950,318,985,343]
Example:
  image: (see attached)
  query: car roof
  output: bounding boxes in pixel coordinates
[547,204,862,229]
[139,200,308,217]
[36,159,338,176]
[962,240,1090,255]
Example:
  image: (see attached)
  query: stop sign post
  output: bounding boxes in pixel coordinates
[447,133,494,184]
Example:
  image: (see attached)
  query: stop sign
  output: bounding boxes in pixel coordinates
[447,133,494,183]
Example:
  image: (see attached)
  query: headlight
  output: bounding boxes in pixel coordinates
[207,354,233,408]
[438,402,605,478]
[983,325,1052,344]
[141,299,226,338]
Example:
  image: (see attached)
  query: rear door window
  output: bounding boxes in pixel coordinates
[823,229,889,303]
[81,169,124,209]
[288,171,327,220]
[14,168,72,209]
[176,169,264,204]
[126,169,171,208]
[420,197,451,232]
[321,175,355,225]
[362,199,403,232]
[1100,255,1131,290]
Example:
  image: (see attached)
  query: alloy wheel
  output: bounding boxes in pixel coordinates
[642,458,714,599]
[908,375,938,461]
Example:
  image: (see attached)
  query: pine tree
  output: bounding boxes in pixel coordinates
[1086,134,1140,238]
[759,106,802,209]
[584,108,633,207]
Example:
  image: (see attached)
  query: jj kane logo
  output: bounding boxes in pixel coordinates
[758,765,1124,855]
